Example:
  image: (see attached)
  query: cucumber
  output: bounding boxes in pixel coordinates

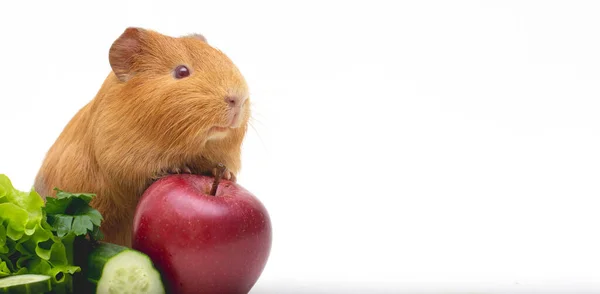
[87,242,165,294]
[0,274,52,294]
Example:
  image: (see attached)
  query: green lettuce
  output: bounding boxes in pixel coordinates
[0,174,103,293]
[0,174,78,288]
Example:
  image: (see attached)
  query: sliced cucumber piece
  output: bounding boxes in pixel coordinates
[0,274,52,294]
[87,242,164,294]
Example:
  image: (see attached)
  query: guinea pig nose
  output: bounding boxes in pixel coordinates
[224,96,238,108]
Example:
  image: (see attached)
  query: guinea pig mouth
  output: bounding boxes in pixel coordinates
[206,125,231,141]
[209,111,242,133]
[210,126,230,133]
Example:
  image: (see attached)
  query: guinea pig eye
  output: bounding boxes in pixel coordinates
[174,65,190,79]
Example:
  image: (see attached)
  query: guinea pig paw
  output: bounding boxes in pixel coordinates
[228,172,237,182]
[182,165,193,174]
[212,167,236,182]
[164,165,194,175]
[150,170,168,180]
[223,170,233,181]
[167,167,182,174]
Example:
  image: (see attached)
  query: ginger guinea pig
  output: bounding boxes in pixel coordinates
[34,27,251,247]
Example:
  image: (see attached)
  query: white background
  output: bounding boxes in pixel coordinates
[1,1,600,293]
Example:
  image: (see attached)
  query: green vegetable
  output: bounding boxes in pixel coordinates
[87,242,165,294]
[0,174,164,294]
[0,174,105,293]
[0,274,52,293]
[0,174,79,291]
[43,189,105,294]
[45,188,103,241]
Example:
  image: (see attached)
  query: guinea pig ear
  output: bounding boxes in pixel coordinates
[185,33,207,43]
[109,27,145,82]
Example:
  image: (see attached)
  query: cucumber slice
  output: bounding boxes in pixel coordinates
[87,242,164,294]
[0,274,52,294]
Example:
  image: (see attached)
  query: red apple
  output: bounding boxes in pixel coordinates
[132,169,272,294]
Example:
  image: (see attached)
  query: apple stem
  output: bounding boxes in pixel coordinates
[210,163,226,196]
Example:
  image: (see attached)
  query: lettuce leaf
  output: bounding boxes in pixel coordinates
[0,175,44,237]
[0,175,65,276]
[0,261,10,277]
[0,173,105,294]
[0,174,81,289]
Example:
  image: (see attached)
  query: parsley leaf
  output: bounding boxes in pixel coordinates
[45,188,103,239]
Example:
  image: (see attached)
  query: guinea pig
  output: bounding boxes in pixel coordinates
[34,27,251,247]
